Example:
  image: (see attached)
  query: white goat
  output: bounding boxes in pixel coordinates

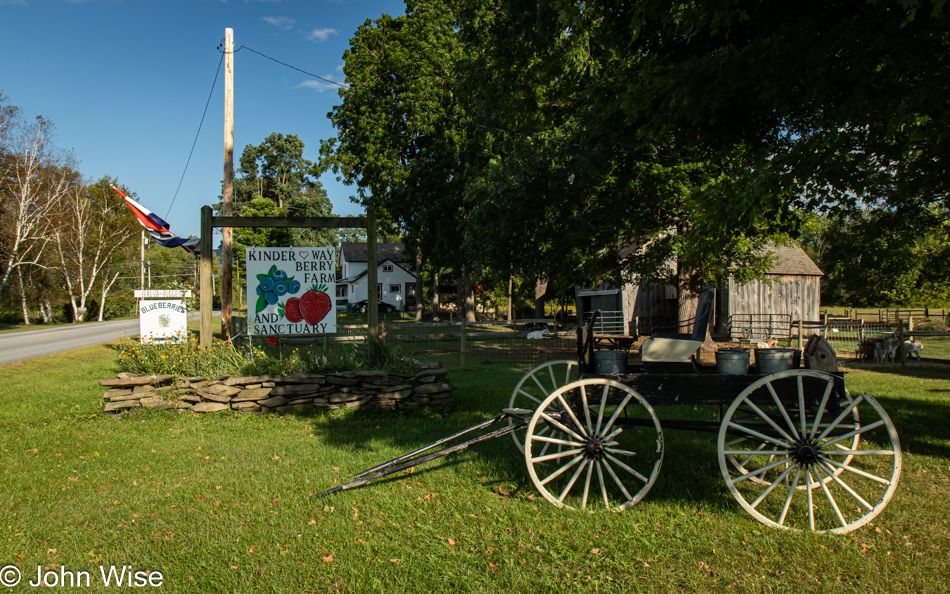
[527,328,551,340]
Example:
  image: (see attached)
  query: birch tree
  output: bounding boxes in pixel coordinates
[0,114,73,323]
[52,177,138,322]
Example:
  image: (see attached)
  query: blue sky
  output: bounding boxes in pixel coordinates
[0,0,406,239]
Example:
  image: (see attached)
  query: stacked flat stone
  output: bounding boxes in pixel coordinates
[99,362,454,414]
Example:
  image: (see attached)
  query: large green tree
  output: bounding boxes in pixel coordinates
[225,133,336,270]
[320,0,478,318]
[552,0,949,216]
[454,0,793,303]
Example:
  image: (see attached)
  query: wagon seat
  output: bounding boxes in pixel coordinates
[639,289,715,365]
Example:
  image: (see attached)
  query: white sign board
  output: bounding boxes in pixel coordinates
[135,289,192,298]
[246,247,336,336]
[139,300,188,344]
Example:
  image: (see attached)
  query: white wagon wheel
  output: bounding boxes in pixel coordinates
[718,370,901,533]
[508,360,579,453]
[524,378,663,511]
[724,392,860,488]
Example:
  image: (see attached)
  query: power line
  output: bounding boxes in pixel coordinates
[166,51,225,220]
[236,45,349,90]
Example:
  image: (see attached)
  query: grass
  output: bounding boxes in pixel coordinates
[0,346,948,593]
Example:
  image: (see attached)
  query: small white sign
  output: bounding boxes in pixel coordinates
[246,247,336,335]
[135,289,192,298]
[139,300,188,344]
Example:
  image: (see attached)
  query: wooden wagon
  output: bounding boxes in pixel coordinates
[319,290,901,535]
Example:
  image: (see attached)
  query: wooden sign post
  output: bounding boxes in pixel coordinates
[198,207,377,359]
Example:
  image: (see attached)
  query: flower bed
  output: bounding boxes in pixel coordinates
[99,360,454,414]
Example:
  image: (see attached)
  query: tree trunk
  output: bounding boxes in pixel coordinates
[534,279,548,318]
[507,275,514,321]
[431,270,440,321]
[414,244,423,322]
[97,271,120,322]
[459,268,476,323]
[17,268,30,325]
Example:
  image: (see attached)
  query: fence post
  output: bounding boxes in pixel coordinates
[898,320,906,367]
[798,319,804,350]
[460,313,467,370]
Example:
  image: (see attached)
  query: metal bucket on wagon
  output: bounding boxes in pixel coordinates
[716,348,750,375]
[594,350,628,374]
[755,348,801,374]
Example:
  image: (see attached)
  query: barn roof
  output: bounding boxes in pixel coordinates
[341,242,409,264]
[768,244,823,276]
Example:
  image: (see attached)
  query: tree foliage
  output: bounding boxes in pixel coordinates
[226,133,337,270]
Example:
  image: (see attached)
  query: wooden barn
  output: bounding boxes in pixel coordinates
[715,244,823,340]
[575,244,822,340]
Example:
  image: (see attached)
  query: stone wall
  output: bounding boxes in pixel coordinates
[99,361,454,414]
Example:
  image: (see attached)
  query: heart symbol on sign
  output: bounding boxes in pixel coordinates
[298,251,309,260]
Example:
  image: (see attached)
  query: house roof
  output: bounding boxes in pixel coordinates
[768,244,823,276]
[341,242,409,264]
[342,258,415,284]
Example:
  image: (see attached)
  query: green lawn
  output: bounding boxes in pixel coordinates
[0,347,948,592]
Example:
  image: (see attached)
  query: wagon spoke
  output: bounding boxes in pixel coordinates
[604,452,649,484]
[738,399,797,444]
[558,458,589,503]
[821,458,893,485]
[820,420,885,449]
[601,458,636,503]
[819,449,895,456]
[580,460,594,510]
[777,466,803,527]
[539,453,585,486]
[808,379,835,441]
[580,384,595,435]
[731,455,795,483]
[805,468,816,531]
[767,382,801,441]
[533,434,585,448]
[532,448,585,464]
[750,463,798,509]
[816,394,865,442]
[596,461,609,509]
[722,449,788,456]
[556,393,589,438]
[517,389,543,406]
[601,392,634,435]
[726,421,792,450]
[547,365,559,395]
[798,376,808,439]
[814,464,849,529]
[539,412,586,443]
[594,385,608,435]
[816,461,874,510]
[509,361,579,454]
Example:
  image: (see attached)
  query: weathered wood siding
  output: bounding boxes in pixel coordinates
[727,274,821,323]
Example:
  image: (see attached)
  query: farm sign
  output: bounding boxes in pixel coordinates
[246,247,336,335]
[139,299,188,344]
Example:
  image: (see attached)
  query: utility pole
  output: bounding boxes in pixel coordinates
[139,231,145,291]
[221,27,234,342]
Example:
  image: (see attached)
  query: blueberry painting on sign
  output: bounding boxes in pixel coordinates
[245,247,336,336]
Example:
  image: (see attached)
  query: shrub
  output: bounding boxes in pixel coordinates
[110,333,420,377]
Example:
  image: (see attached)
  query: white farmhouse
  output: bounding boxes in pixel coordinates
[338,242,417,311]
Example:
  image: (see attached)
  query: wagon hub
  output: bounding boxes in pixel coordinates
[793,441,820,466]
[584,439,607,461]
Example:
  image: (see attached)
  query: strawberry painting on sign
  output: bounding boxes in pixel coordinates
[246,247,337,336]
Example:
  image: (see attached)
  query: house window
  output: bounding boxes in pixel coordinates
[382,264,393,273]
[390,284,401,293]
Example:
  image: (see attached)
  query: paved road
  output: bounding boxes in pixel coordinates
[0,312,214,365]
[0,319,138,365]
